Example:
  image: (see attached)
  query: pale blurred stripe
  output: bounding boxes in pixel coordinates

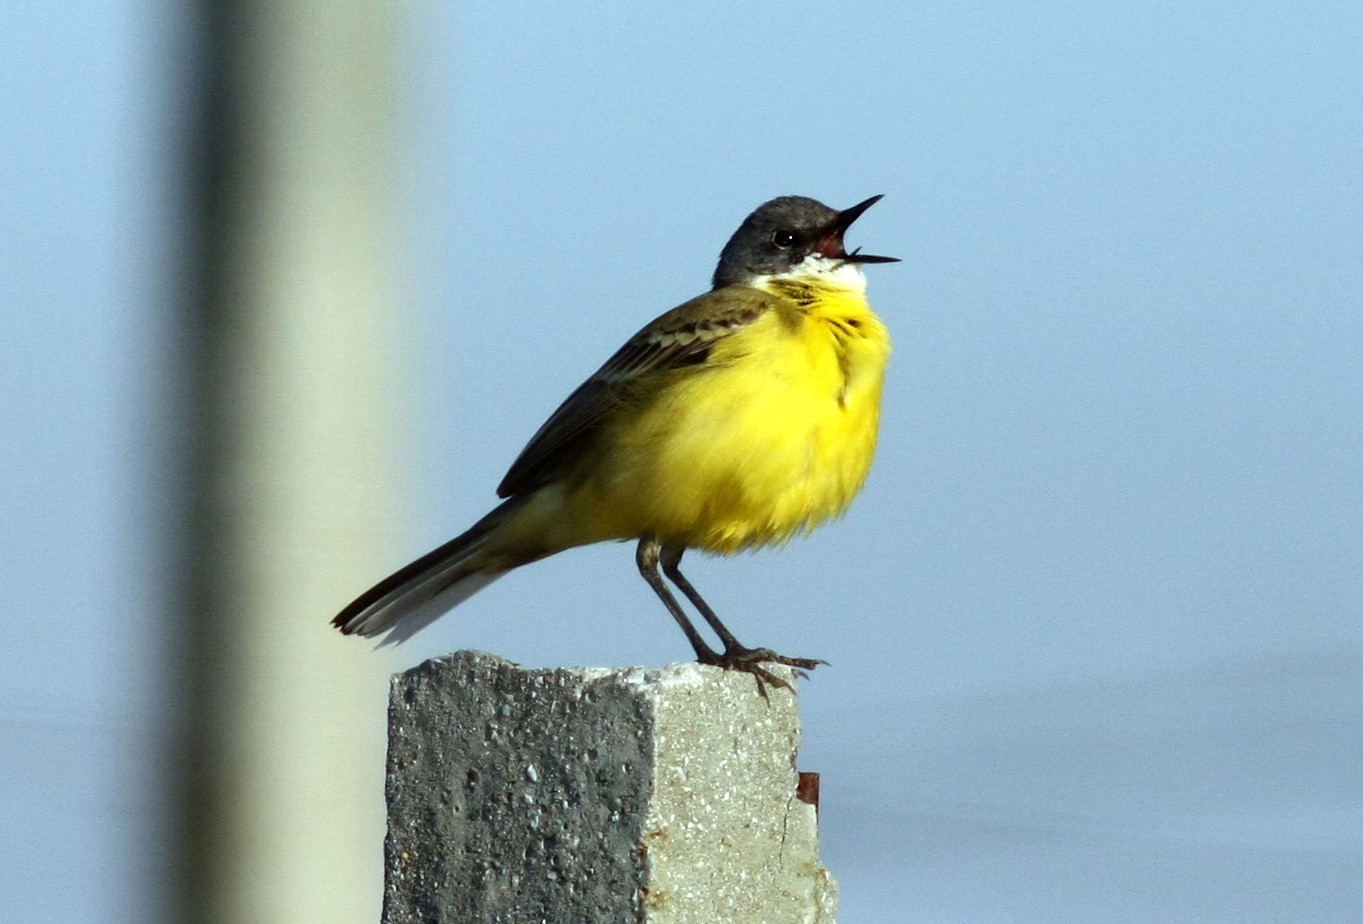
[180,1,408,920]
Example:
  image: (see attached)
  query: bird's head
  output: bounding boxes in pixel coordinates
[712,194,898,289]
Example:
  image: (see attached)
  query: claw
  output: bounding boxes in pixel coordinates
[697,645,826,696]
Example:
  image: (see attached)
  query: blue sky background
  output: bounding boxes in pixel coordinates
[4,1,1362,921]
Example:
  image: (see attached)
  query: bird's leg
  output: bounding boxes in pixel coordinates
[636,536,721,664]
[659,543,825,693]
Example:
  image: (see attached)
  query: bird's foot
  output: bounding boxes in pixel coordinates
[697,645,827,697]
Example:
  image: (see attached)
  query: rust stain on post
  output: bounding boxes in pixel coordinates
[796,771,820,818]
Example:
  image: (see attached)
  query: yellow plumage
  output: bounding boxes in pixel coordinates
[334,194,896,686]
[562,276,889,553]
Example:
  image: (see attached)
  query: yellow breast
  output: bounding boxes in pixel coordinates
[571,276,890,554]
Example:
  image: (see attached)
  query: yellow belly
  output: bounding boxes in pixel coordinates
[568,287,890,553]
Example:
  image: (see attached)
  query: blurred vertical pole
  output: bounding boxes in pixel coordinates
[178,0,404,921]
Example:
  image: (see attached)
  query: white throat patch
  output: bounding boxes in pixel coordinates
[751,254,868,294]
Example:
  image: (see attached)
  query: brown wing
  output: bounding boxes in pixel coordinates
[495,288,776,498]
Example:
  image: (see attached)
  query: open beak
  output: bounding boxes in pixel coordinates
[815,194,899,265]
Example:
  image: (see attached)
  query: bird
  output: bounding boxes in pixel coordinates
[333,194,897,689]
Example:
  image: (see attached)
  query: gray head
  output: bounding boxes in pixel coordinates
[711,194,898,289]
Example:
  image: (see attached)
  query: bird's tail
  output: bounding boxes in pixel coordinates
[331,495,535,645]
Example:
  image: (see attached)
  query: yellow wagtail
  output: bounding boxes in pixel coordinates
[334,195,897,688]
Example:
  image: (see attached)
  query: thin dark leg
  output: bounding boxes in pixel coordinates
[658,543,825,692]
[636,536,719,662]
[658,544,745,651]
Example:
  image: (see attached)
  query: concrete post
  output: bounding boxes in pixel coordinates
[383,650,838,924]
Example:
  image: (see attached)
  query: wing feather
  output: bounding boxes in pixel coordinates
[495,288,775,498]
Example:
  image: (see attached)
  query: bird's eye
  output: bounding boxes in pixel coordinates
[771,229,797,249]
